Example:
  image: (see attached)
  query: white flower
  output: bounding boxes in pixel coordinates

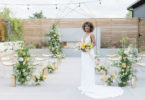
[19,58,23,61]
[23,69,25,72]
[24,72,27,76]
[26,76,30,80]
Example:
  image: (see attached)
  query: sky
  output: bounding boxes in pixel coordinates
[0,0,137,19]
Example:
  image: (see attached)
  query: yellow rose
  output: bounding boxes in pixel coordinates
[32,73,34,76]
[122,63,126,68]
[81,43,86,49]
[127,66,130,68]
[21,78,24,82]
[23,52,26,56]
[43,75,47,80]
[33,77,36,81]
[123,57,127,60]
[100,77,107,82]
[25,57,29,61]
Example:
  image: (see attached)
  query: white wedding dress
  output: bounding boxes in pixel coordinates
[78,33,123,99]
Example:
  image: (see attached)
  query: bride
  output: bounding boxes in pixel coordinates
[78,21,123,99]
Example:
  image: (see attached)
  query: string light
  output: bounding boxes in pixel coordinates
[0,0,102,7]
[78,2,81,7]
[27,4,30,10]
[56,4,58,9]
[99,0,101,4]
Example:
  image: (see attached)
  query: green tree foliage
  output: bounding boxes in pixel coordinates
[126,11,132,18]
[0,8,23,41]
[29,11,46,19]
[46,23,64,58]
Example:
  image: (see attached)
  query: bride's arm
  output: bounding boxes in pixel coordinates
[90,34,96,48]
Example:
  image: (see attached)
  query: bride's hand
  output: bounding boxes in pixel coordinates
[81,48,86,52]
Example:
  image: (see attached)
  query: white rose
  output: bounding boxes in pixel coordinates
[27,76,30,80]
[24,72,27,76]
[23,69,25,72]
[19,58,23,61]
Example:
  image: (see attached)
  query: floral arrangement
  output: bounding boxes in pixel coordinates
[46,22,64,58]
[117,48,132,87]
[13,43,35,84]
[96,37,138,87]
[13,42,46,85]
[32,70,47,85]
[81,43,93,51]
[47,63,57,73]
[95,61,108,75]
[100,73,116,86]
[76,42,93,51]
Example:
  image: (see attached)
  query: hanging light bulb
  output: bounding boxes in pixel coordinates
[78,2,81,7]
[99,0,101,4]
[56,4,58,9]
[27,4,30,10]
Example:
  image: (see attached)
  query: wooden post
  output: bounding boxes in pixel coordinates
[12,74,16,87]
[43,68,47,80]
[131,76,136,88]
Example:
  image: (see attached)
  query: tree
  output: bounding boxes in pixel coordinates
[0,8,11,19]
[126,11,132,18]
[29,11,46,19]
[0,8,23,41]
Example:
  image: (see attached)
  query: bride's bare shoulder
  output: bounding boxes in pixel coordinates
[90,33,95,37]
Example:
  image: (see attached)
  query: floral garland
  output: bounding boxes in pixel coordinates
[46,23,65,58]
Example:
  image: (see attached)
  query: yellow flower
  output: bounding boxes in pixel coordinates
[32,73,34,76]
[100,77,107,82]
[90,46,93,48]
[127,66,130,68]
[123,57,127,60]
[20,47,23,50]
[27,63,30,65]
[122,63,126,68]
[21,78,24,82]
[23,52,26,56]
[25,57,29,61]
[38,77,40,80]
[33,77,36,81]
[81,43,86,49]
[43,75,47,80]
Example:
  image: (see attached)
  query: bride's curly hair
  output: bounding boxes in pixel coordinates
[82,21,94,32]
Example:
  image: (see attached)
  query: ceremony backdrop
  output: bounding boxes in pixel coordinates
[22,18,145,51]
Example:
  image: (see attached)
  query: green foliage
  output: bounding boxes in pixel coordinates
[0,8,11,19]
[14,43,34,84]
[14,42,46,85]
[33,71,45,84]
[8,17,23,41]
[47,63,56,73]
[126,11,132,18]
[0,8,23,41]
[96,37,138,87]
[46,22,64,58]
[117,48,132,87]
[106,74,116,86]
[29,11,46,19]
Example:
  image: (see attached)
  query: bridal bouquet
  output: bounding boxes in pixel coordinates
[81,43,93,51]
